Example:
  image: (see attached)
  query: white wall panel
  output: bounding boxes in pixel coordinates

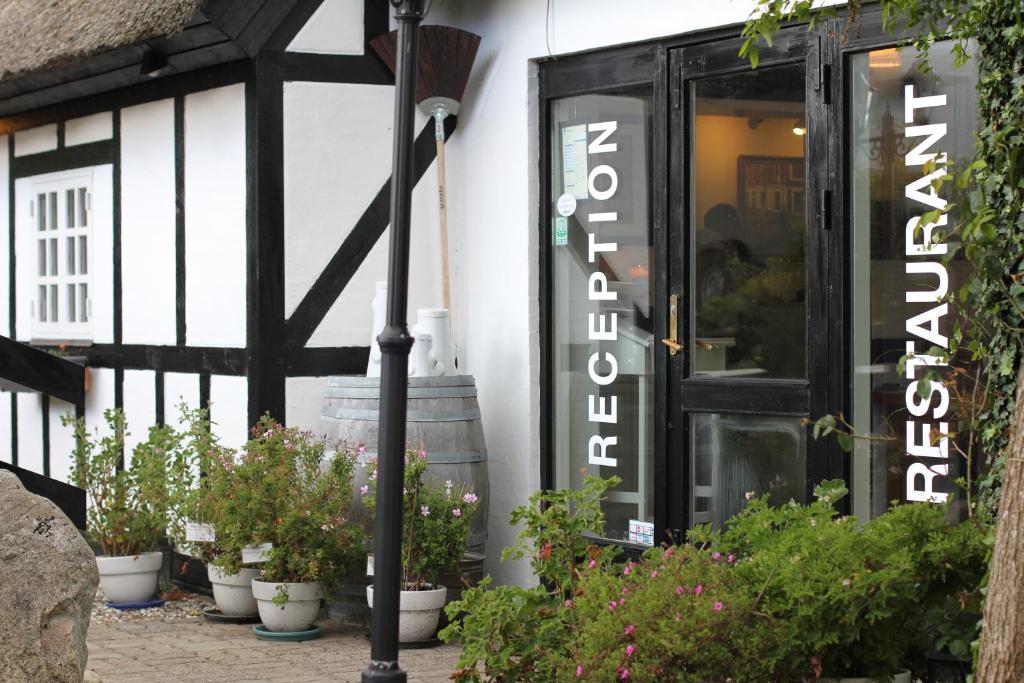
[84,367,117,439]
[209,375,248,452]
[184,84,246,347]
[0,395,12,463]
[285,376,328,434]
[48,398,77,483]
[122,369,156,459]
[121,100,176,345]
[91,165,115,344]
[13,177,32,341]
[65,112,113,146]
[14,124,57,156]
[287,0,363,55]
[164,371,200,433]
[16,393,43,474]
[0,135,8,338]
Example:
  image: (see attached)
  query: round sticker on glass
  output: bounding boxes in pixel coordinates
[556,193,577,217]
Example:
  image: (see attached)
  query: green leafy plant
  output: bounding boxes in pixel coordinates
[363,449,481,591]
[210,416,364,605]
[67,408,188,557]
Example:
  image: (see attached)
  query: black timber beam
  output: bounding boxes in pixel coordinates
[0,461,87,531]
[0,335,85,406]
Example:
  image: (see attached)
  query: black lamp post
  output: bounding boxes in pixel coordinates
[362,1,424,682]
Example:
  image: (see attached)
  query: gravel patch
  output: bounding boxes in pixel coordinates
[91,586,213,624]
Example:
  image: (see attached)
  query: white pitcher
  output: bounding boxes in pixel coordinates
[366,281,388,377]
[416,308,457,376]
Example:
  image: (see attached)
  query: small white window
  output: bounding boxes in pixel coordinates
[31,171,92,342]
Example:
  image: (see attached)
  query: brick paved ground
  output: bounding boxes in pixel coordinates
[85,619,461,682]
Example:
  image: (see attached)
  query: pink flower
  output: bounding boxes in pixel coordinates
[712,551,721,561]
[358,445,367,455]
[360,485,369,496]
[623,565,631,575]
[463,492,479,504]
[621,587,629,595]
[588,559,597,569]
[676,586,684,595]
[419,448,427,459]
[618,598,626,607]
[727,554,735,563]
[608,601,617,612]
[651,570,658,578]
[714,601,723,611]
[675,613,681,622]
[576,665,583,678]
[694,584,703,595]
[420,505,430,517]
[624,624,635,635]
[626,645,635,657]
[452,508,462,517]
[619,669,629,680]
[565,599,573,608]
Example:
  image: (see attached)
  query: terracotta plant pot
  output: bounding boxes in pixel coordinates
[366,584,447,643]
[96,551,162,604]
[208,566,260,617]
[252,579,323,632]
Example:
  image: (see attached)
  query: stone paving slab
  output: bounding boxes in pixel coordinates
[85,619,461,683]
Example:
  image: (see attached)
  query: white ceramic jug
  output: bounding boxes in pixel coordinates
[366,281,388,377]
[409,331,436,377]
[416,308,456,376]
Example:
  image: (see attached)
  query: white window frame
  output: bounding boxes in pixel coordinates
[30,170,94,343]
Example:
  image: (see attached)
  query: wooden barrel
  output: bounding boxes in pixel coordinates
[320,375,489,551]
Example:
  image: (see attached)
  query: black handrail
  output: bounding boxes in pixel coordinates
[0,461,86,530]
[0,335,85,406]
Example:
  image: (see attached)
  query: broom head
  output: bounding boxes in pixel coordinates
[370,25,481,116]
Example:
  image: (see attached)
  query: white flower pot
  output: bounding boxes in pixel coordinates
[96,551,163,604]
[366,584,447,643]
[822,670,912,683]
[252,579,323,632]
[208,566,261,617]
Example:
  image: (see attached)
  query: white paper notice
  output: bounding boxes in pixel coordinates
[185,522,216,543]
[561,124,589,200]
[241,543,273,563]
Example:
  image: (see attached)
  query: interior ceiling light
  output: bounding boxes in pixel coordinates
[792,119,807,136]
[869,47,901,69]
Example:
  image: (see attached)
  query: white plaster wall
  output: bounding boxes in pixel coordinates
[12,177,32,341]
[14,124,57,156]
[283,81,444,347]
[121,100,176,345]
[285,376,328,433]
[164,371,201,433]
[287,0,364,55]
[0,395,11,463]
[84,367,117,439]
[91,166,115,344]
[411,0,790,586]
[210,375,248,451]
[65,112,113,146]
[184,84,246,348]
[0,135,9,339]
[16,393,43,474]
[48,398,77,483]
[122,369,156,458]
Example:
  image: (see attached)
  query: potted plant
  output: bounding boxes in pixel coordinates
[216,417,363,633]
[166,405,263,618]
[364,449,481,642]
[68,409,186,605]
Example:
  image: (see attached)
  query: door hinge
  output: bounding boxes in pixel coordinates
[820,62,832,105]
[672,84,681,110]
[820,189,833,231]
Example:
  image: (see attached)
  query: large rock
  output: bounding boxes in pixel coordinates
[0,469,98,682]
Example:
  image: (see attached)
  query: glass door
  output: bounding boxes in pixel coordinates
[668,28,835,532]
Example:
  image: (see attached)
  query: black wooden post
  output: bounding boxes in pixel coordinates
[363,1,424,681]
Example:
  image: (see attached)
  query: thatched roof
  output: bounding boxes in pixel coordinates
[0,0,203,82]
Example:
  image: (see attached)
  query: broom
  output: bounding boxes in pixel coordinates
[371,25,481,320]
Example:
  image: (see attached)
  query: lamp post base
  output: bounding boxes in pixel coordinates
[362,662,408,683]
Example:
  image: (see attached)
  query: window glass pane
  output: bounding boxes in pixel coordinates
[38,285,47,322]
[849,43,978,517]
[79,283,88,323]
[691,64,807,379]
[67,284,76,323]
[48,238,57,276]
[48,193,57,230]
[49,285,58,323]
[550,89,655,544]
[691,413,806,527]
[78,188,87,227]
[67,237,76,275]
[36,193,46,232]
[37,240,46,276]
[66,189,75,228]
[79,236,88,275]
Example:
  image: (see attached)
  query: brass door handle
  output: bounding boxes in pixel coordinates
[662,293,682,356]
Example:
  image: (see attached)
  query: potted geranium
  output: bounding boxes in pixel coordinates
[364,449,481,642]
[68,409,187,605]
[216,417,363,633]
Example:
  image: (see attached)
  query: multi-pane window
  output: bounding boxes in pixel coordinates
[32,173,91,341]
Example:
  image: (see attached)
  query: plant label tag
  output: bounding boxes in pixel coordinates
[185,522,216,543]
[242,543,273,563]
[628,520,654,546]
[553,217,568,246]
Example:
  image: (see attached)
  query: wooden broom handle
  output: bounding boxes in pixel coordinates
[436,137,452,314]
